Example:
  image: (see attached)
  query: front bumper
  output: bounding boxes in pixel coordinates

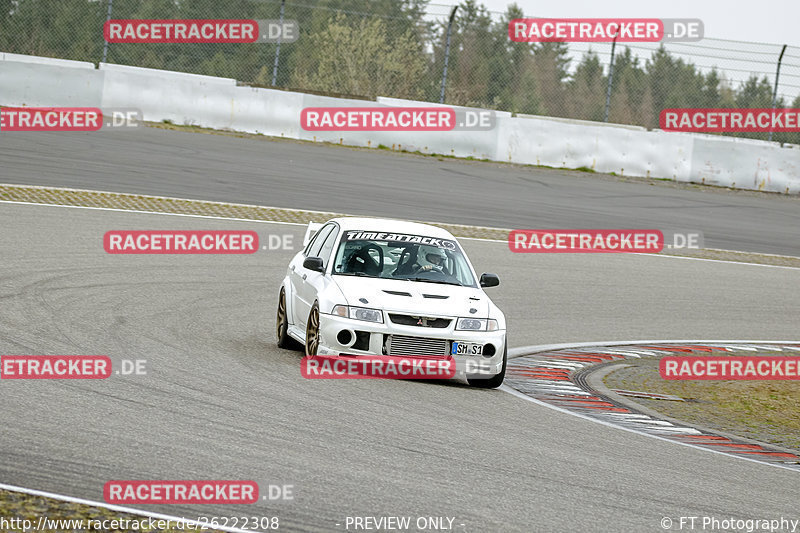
[316,312,506,379]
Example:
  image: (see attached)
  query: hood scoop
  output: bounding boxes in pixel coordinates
[383,290,412,297]
[423,294,449,299]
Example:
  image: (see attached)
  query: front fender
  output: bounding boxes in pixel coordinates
[315,278,348,315]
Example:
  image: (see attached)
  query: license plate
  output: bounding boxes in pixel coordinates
[452,342,483,356]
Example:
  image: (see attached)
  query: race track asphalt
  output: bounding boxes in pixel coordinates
[1,200,798,532]
[1,127,798,255]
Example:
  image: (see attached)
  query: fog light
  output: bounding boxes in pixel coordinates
[337,329,355,347]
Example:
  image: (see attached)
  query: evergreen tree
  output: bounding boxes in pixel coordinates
[568,50,605,121]
[736,75,774,108]
[291,12,427,99]
[532,41,570,116]
[435,0,494,106]
[496,4,540,114]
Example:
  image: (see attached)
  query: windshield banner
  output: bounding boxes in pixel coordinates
[344,231,457,251]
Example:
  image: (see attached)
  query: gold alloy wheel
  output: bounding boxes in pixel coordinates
[276,289,287,342]
[305,304,320,356]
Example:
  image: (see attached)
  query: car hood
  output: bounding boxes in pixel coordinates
[332,276,491,318]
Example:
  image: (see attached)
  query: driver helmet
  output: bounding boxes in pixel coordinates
[418,246,446,270]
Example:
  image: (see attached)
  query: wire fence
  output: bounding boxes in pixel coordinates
[2,0,799,143]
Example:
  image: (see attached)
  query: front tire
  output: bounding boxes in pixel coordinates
[276,288,300,350]
[305,302,321,356]
[468,339,506,389]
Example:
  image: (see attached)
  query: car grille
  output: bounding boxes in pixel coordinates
[385,335,450,356]
[388,314,452,328]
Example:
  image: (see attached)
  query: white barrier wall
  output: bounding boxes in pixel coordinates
[99,63,238,129]
[500,115,695,182]
[690,135,800,194]
[230,86,305,137]
[0,56,103,107]
[1,53,799,194]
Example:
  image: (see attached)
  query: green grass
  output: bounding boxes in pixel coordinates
[605,356,800,451]
[0,489,229,532]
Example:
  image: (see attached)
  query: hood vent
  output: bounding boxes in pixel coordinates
[423,294,449,299]
[383,290,412,297]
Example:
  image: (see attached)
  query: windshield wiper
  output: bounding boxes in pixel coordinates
[405,277,463,286]
[333,271,372,277]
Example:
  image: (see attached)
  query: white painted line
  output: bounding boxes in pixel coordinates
[628,420,674,426]
[602,350,658,357]
[513,359,586,366]
[533,390,593,396]
[746,345,786,351]
[533,388,585,393]
[521,362,586,369]
[628,250,800,271]
[499,385,800,473]
[512,381,582,387]
[703,246,800,260]
[512,359,585,366]
[520,387,589,392]
[621,351,667,357]
[710,345,759,351]
[2,191,800,270]
[598,414,654,420]
[0,200,307,226]
[508,340,800,360]
[646,427,703,433]
[0,482,256,533]
[0,183,340,216]
[505,340,800,472]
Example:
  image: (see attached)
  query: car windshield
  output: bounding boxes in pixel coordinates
[332,230,477,287]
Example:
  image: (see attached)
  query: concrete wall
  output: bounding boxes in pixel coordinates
[1,53,798,194]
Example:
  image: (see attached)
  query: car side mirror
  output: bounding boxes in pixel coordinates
[480,273,500,288]
[303,256,325,273]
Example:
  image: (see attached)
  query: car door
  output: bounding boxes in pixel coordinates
[292,223,336,328]
[305,224,340,305]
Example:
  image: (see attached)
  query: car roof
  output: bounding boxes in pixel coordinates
[327,217,457,239]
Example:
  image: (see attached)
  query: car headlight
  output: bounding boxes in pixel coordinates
[455,317,499,331]
[331,305,384,323]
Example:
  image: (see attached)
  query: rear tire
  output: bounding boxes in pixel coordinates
[468,339,506,389]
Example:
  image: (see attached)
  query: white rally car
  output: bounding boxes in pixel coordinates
[276,217,507,388]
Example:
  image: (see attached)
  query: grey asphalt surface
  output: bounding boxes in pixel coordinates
[0,127,798,256]
[1,203,799,532]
